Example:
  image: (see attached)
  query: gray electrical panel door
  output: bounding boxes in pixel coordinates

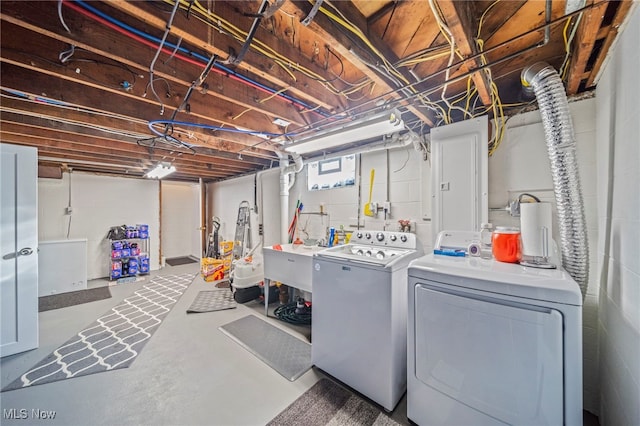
[431,116,488,244]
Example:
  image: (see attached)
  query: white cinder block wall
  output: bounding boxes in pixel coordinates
[38,173,161,280]
[207,169,282,254]
[490,97,600,412]
[208,96,603,414]
[595,5,640,426]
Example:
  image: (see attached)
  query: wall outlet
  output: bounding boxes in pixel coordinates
[65,206,73,215]
[384,201,391,215]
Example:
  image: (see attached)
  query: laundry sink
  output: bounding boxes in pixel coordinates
[262,244,324,293]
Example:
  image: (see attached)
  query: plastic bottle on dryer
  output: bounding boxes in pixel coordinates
[480,223,493,259]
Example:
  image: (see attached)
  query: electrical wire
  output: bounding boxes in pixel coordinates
[67,0,331,118]
[518,193,541,203]
[57,0,72,33]
[147,119,297,140]
[149,0,180,116]
[66,169,72,239]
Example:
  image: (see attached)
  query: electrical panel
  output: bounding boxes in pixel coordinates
[430,116,488,244]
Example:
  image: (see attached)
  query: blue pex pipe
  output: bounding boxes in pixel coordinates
[73,0,330,117]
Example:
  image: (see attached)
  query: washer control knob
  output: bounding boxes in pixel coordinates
[376,232,385,242]
[356,232,363,239]
[400,234,408,243]
[365,232,371,239]
[389,234,397,242]
[376,251,385,259]
[365,250,372,257]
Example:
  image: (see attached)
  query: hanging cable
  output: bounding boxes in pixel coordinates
[66,168,72,239]
[149,0,181,116]
[227,0,269,65]
[68,0,331,117]
[57,0,72,33]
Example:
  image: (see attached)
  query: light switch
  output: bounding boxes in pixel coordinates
[440,182,450,191]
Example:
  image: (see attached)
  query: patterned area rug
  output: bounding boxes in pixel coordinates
[186,290,236,313]
[2,274,195,392]
[267,378,402,425]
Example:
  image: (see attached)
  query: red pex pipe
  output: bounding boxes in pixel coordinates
[63,1,308,111]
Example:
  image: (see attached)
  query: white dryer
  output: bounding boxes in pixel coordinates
[407,254,582,425]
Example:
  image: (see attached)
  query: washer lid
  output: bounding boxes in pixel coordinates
[408,254,582,306]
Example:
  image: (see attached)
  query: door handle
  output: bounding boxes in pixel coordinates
[2,247,34,260]
[19,247,34,256]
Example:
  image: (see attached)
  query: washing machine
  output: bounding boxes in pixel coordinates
[407,254,582,425]
[312,230,423,411]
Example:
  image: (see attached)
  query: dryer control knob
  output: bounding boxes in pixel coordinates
[400,234,408,243]
[376,232,385,242]
[389,234,397,242]
[356,232,363,239]
[365,232,371,239]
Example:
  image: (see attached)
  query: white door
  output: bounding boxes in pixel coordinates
[160,181,201,259]
[1,143,39,357]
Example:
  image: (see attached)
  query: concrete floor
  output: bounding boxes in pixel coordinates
[1,263,599,426]
[0,264,409,426]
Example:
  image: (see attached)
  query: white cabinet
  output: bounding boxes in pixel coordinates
[38,239,87,296]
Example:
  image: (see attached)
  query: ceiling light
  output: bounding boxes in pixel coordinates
[145,162,176,179]
[273,117,291,127]
[284,109,404,155]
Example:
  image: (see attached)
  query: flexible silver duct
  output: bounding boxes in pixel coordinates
[521,62,589,298]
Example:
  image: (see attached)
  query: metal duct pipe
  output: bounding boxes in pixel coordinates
[521,62,589,298]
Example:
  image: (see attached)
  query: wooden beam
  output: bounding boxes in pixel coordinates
[0,133,237,181]
[566,0,609,95]
[436,0,493,106]
[283,0,434,126]
[0,37,288,143]
[103,0,339,113]
[586,0,634,88]
[0,61,281,157]
[0,119,264,172]
[0,97,276,161]
[0,7,308,128]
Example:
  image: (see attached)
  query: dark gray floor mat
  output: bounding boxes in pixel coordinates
[219,315,311,381]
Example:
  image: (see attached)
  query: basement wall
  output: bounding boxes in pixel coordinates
[594,5,640,425]
[38,173,160,280]
[207,96,600,413]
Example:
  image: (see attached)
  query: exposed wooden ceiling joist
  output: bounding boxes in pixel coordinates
[435,0,493,106]
[566,0,609,95]
[0,0,633,182]
[281,0,435,126]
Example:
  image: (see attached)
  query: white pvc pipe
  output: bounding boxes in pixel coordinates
[277,151,302,244]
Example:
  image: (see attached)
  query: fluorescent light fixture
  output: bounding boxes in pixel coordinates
[284,109,404,154]
[146,162,176,179]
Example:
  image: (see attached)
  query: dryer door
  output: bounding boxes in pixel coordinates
[414,284,563,425]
